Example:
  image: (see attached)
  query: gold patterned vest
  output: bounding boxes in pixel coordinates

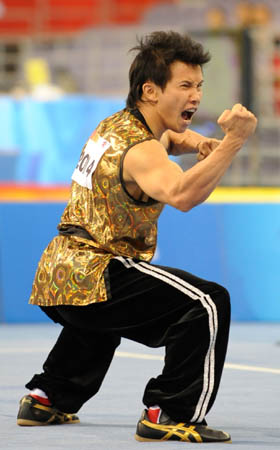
[29,109,164,306]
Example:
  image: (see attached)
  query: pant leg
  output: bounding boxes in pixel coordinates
[26,257,230,421]
[26,322,120,413]
[140,265,230,423]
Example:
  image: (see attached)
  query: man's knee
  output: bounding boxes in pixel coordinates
[210,282,231,316]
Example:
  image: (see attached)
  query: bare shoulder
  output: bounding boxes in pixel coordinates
[127,138,167,159]
[124,139,169,172]
[123,138,182,185]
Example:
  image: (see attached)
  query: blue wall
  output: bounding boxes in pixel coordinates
[156,203,280,322]
[0,202,65,323]
[1,201,280,323]
[0,96,125,183]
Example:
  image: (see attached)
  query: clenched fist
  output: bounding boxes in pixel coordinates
[217,103,257,142]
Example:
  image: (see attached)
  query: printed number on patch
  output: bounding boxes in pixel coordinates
[72,136,110,189]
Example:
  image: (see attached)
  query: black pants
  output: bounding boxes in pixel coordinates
[26,257,231,423]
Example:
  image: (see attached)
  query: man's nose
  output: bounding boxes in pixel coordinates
[189,89,202,104]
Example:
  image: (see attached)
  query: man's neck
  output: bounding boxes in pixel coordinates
[137,103,164,141]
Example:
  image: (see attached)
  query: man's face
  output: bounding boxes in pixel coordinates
[155,61,204,134]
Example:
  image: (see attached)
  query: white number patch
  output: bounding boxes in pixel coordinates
[72,135,110,189]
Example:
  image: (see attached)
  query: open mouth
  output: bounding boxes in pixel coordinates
[181,109,196,121]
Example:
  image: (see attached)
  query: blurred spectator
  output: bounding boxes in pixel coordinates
[252,2,271,26]
[236,1,272,28]
[206,6,228,30]
[236,1,255,27]
[24,58,64,100]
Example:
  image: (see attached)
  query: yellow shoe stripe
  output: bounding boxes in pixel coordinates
[21,397,53,413]
[22,397,78,424]
[141,420,203,442]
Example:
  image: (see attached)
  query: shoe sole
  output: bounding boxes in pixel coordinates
[135,434,232,443]
[17,418,80,426]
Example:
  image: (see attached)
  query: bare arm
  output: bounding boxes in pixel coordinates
[124,104,257,212]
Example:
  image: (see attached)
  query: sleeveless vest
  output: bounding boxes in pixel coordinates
[29,109,164,306]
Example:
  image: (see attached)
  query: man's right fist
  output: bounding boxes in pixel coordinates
[217,103,257,142]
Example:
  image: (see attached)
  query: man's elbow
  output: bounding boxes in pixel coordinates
[171,195,198,213]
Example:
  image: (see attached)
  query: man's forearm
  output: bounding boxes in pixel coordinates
[161,129,209,155]
[173,134,243,211]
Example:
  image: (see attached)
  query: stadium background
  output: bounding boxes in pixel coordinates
[0,0,280,322]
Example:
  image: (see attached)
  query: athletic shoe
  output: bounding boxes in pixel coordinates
[135,409,231,443]
[17,395,80,426]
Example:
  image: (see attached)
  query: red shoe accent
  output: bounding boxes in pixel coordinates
[30,394,51,406]
[147,407,161,424]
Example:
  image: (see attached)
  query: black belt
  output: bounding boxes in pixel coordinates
[58,225,93,241]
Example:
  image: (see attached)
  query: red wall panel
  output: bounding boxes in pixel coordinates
[0,0,168,35]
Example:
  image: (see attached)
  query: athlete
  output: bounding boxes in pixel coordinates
[17,31,257,443]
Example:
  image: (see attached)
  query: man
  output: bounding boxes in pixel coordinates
[17,31,257,443]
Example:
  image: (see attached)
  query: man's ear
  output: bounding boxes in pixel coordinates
[142,81,159,104]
